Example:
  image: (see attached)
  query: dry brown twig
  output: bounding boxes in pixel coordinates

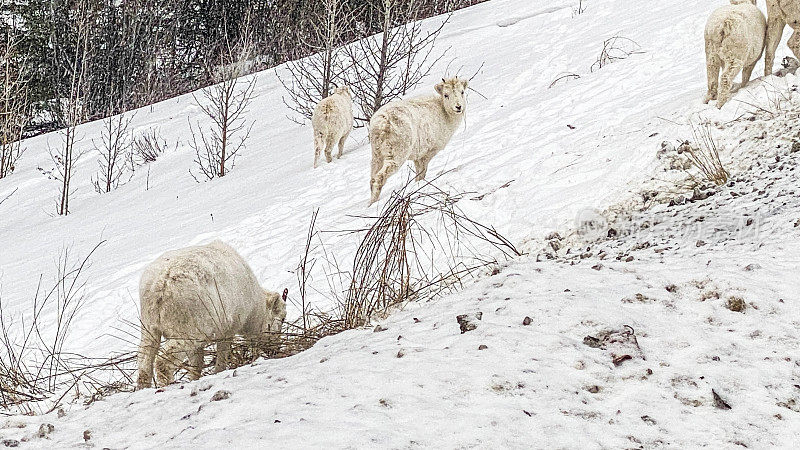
[591,35,644,72]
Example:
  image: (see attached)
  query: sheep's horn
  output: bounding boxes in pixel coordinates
[442,78,446,82]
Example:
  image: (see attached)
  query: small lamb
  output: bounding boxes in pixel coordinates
[311,86,353,168]
[137,240,287,389]
[703,0,767,108]
[368,76,468,204]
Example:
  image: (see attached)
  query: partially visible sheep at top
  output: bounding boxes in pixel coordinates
[703,0,767,109]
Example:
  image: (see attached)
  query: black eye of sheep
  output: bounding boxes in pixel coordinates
[444,94,449,98]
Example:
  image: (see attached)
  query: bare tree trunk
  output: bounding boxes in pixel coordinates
[342,0,450,124]
[51,0,93,216]
[0,22,29,179]
[278,0,357,122]
[190,12,257,181]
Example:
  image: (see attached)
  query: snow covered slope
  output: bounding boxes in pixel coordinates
[2,0,800,447]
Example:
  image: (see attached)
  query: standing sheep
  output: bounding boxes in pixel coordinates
[311,86,354,168]
[764,0,800,76]
[703,0,767,109]
[368,76,468,204]
[137,240,287,389]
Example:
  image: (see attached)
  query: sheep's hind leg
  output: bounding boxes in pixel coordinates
[337,132,349,159]
[788,29,800,67]
[136,327,161,389]
[717,59,743,109]
[370,158,400,205]
[313,134,324,168]
[155,338,187,387]
[704,58,720,104]
[324,138,334,163]
[737,60,757,92]
[764,17,786,76]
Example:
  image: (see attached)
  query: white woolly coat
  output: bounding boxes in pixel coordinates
[139,240,285,343]
[311,90,353,149]
[705,2,767,70]
[368,94,463,167]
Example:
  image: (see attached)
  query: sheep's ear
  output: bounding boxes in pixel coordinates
[435,82,444,95]
[282,288,288,301]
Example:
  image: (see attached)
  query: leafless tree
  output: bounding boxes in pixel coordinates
[0,22,29,179]
[189,14,257,181]
[49,0,93,215]
[342,0,450,124]
[278,0,358,122]
[92,113,135,194]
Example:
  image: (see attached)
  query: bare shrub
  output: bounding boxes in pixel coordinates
[92,113,135,194]
[591,35,644,72]
[189,14,257,181]
[49,0,94,215]
[132,128,171,165]
[573,0,587,16]
[343,175,521,328]
[0,241,135,414]
[678,123,729,186]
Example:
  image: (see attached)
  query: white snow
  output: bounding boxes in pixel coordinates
[1,0,800,447]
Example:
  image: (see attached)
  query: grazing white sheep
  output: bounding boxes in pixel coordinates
[765,0,800,76]
[136,240,287,389]
[368,76,468,204]
[703,0,767,108]
[311,86,354,168]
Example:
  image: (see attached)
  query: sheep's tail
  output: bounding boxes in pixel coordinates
[719,16,738,40]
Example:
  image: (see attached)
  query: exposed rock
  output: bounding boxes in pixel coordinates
[210,390,232,402]
[456,312,482,334]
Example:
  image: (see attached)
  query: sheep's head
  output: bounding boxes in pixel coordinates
[263,288,287,335]
[435,77,468,116]
[333,85,351,98]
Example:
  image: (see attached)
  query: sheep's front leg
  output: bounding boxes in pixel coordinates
[188,346,205,381]
[764,17,786,76]
[136,328,161,389]
[214,340,231,374]
[413,154,433,181]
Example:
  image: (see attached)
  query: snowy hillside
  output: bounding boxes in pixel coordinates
[2,0,800,447]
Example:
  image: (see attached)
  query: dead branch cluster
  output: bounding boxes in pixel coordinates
[591,35,644,73]
[0,242,137,415]
[341,175,519,328]
[679,122,729,186]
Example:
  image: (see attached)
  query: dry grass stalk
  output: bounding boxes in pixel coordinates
[679,123,729,186]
